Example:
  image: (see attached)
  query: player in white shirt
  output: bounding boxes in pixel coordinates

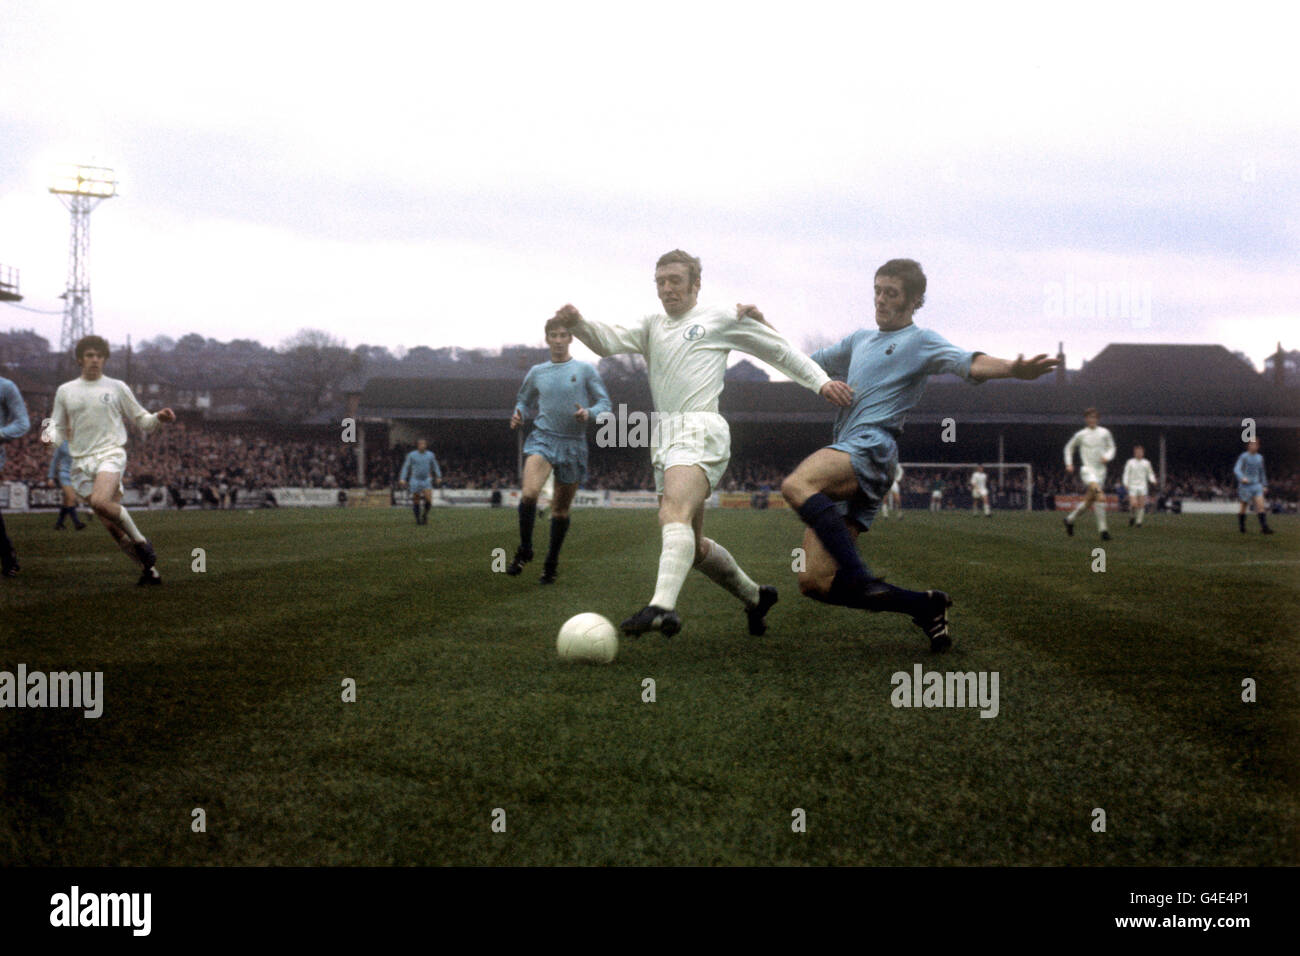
[1121,445,1158,527]
[555,249,851,637]
[881,462,903,518]
[969,464,991,516]
[45,336,176,584]
[1062,407,1116,540]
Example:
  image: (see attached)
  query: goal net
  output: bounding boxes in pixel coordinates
[887,462,1034,513]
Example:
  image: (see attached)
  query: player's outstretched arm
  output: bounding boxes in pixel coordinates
[553,304,647,358]
[969,353,1059,382]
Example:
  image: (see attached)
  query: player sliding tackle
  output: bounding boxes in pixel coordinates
[772,259,1058,652]
[555,249,851,637]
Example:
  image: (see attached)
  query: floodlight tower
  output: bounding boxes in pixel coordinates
[49,164,118,355]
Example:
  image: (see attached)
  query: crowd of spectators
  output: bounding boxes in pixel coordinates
[3,411,1295,510]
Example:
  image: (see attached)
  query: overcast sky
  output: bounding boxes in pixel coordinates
[1,1,1296,374]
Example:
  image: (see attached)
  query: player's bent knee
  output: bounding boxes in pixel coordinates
[797,571,832,599]
[780,475,807,508]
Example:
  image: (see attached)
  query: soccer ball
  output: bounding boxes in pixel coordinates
[556,613,618,664]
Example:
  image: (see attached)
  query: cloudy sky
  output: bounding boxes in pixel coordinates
[1,0,1296,373]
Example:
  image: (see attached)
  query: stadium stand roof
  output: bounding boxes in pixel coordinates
[358,342,1299,430]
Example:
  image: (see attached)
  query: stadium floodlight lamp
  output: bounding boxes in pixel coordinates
[49,164,118,199]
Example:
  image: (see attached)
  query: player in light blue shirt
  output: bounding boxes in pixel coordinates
[507,315,611,583]
[0,375,30,576]
[774,259,1058,651]
[49,439,87,530]
[1233,439,1274,534]
[399,439,442,525]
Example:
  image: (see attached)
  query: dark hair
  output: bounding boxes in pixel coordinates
[656,249,702,287]
[75,335,110,361]
[544,316,572,335]
[875,259,926,310]
[1084,407,1099,417]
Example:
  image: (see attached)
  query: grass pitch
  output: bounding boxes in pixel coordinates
[1,506,1296,866]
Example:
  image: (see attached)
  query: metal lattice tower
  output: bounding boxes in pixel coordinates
[50,164,117,355]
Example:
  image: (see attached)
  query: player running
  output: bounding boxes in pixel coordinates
[555,248,850,637]
[1234,439,1274,534]
[398,438,442,525]
[776,258,1058,652]
[45,336,176,585]
[507,316,611,584]
[1063,408,1116,540]
[970,464,991,516]
[49,439,88,530]
[0,373,30,577]
[1121,445,1158,528]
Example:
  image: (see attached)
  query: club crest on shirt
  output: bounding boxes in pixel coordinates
[683,324,705,341]
[570,375,576,383]
[885,344,896,355]
[100,392,113,403]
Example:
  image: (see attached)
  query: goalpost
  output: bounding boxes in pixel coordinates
[894,462,1035,512]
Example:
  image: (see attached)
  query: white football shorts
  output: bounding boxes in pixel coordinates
[70,448,127,500]
[651,412,731,494]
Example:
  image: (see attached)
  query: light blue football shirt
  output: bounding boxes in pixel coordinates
[400,449,441,483]
[514,359,612,438]
[1234,452,1266,486]
[810,323,980,442]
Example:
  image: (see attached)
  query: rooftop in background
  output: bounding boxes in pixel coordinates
[357,342,1300,429]
[1079,344,1262,389]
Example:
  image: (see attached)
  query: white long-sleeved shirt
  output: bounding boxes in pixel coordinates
[1064,426,1115,471]
[970,470,989,494]
[1121,457,1157,491]
[569,304,830,414]
[49,375,160,459]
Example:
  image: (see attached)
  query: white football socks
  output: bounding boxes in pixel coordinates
[650,522,695,610]
[1093,501,1108,531]
[694,537,760,607]
[115,505,147,544]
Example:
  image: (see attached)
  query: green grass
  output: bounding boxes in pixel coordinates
[1,506,1296,865]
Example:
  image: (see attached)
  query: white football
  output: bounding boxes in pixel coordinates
[557,612,618,664]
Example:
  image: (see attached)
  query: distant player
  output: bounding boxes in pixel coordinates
[49,439,88,530]
[507,316,611,584]
[1234,439,1274,534]
[0,373,31,577]
[398,438,442,525]
[881,462,903,518]
[970,464,991,516]
[1063,408,1116,540]
[556,248,849,636]
[1121,445,1158,527]
[46,336,176,584]
[929,476,944,512]
[777,258,1058,652]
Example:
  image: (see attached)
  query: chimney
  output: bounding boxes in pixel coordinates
[1056,341,1066,385]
